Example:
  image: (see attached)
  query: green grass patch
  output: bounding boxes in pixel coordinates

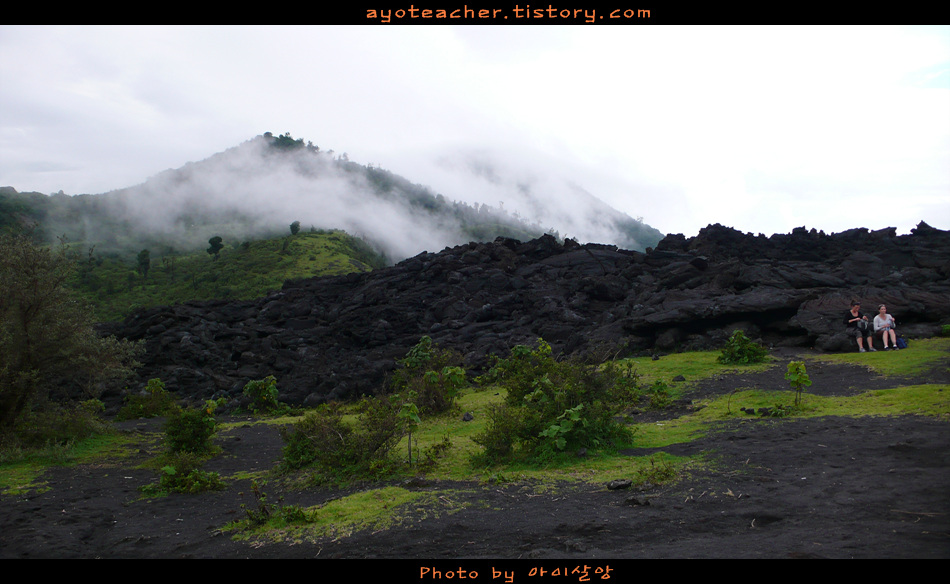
[618,350,777,396]
[225,485,470,543]
[0,432,140,496]
[805,337,950,378]
[628,383,950,453]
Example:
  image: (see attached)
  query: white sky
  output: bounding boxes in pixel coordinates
[1,24,948,238]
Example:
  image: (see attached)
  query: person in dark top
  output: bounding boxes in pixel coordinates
[845,300,875,352]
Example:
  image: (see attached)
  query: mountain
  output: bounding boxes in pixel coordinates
[1,133,664,261]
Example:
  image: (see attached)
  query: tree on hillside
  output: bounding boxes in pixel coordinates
[136,249,151,279]
[290,221,301,236]
[0,233,141,435]
[207,236,223,261]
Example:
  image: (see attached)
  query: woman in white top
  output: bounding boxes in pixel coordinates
[873,304,899,350]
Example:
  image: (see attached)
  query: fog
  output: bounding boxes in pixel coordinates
[2,25,948,240]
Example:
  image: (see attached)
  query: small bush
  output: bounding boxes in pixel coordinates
[6,400,110,449]
[470,404,524,465]
[116,378,176,421]
[242,375,286,414]
[142,451,226,495]
[636,456,678,484]
[417,435,453,473]
[647,380,673,410]
[717,330,769,365]
[240,480,314,527]
[164,402,217,454]
[472,339,639,465]
[279,397,401,482]
[390,336,466,416]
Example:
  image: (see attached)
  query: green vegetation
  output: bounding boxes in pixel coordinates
[0,432,137,496]
[784,361,812,407]
[164,402,219,455]
[390,336,467,416]
[278,397,402,484]
[137,396,226,496]
[471,339,640,465]
[242,375,289,415]
[805,337,950,378]
[141,451,227,496]
[1,244,947,545]
[239,479,314,528]
[0,232,141,444]
[225,483,461,542]
[115,378,177,421]
[65,230,386,322]
[717,329,770,365]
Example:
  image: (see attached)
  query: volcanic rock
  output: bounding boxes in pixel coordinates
[99,223,950,410]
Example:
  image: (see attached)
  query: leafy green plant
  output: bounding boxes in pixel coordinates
[472,338,638,465]
[648,380,673,410]
[636,456,678,484]
[717,330,769,365]
[242,375,286,414]
[0,231,141,437]
[164,402,218,454]
[391,337,467,416]
[537,403,587,458]
[397,392,422,465]
[116,378,176,421]
[141,451,227,495]
[417,435,453,473]
[279,397,401,483]
[240,479,313,527]
[784,360,812,406]
[6,400,112,449]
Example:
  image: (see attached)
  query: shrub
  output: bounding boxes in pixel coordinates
[7,400,111,449]
[417,435,453,473]
[470,404,524,464]
[279,397,401,482]
[142,451,226,495]
[240,480,313,527]
[164,402,218,454]
[116,378,176,421]
[472,339,639,465]
[647,380,672,410]
[242,375,286,414]
[717,330,769,365]
[391,336,467,416]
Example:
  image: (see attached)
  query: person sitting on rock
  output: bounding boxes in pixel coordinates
[845,300,875,352]
[874,304,899,350]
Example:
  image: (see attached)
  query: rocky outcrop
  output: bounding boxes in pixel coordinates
[100,222,950,409]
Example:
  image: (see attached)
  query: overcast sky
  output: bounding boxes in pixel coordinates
[1,25,948,239]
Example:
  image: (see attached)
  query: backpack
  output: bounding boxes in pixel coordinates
[896,336,908,349]
[857,319,870,332]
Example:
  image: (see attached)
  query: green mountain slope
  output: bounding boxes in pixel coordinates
[68,230,385,322]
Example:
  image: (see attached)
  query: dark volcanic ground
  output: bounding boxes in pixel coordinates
[2,350,948,564]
